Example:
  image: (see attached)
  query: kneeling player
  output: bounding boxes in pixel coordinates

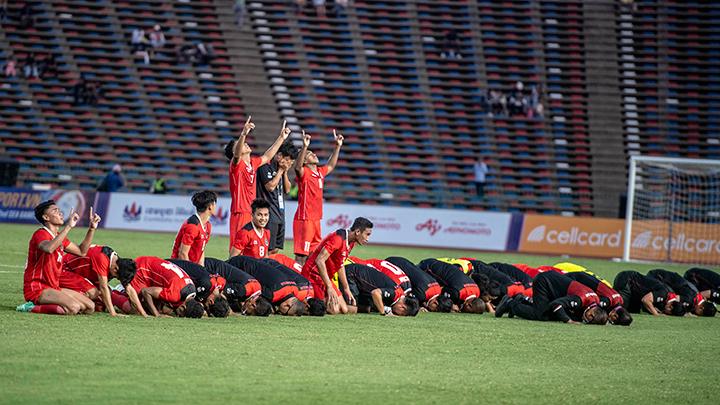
[496,271,608,325]
[613,270,684,316]
[62,245,128,316]
[126,256,202,318]
[169,259,231,318]
[345,264,419,316]
[229,255,304,316]
[565,271,632,325]
[684,268,720,304]
[648,269,716,317]
[385,256,451,312]
[418,258,485,314]
[230,199,271,259]
[203,257,262,315]
[262,258,326,316]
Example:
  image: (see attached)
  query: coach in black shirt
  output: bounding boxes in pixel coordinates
[256,141,298,254]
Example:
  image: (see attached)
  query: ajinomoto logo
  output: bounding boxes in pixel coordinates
[519,215,625,258]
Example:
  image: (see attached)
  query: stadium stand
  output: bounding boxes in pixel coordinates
[1,0,719,217]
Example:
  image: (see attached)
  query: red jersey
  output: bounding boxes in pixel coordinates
[129,256,193,292]
[302,229,353,282]
[171,214,211,264]
[268,253,303,273]
[349,256,412,294]
[24,228,70,294]
[232,222,270,258]
[567,281,600,308]
[294,166,329,220]
[63,245,111,285]
[229,155,263,214]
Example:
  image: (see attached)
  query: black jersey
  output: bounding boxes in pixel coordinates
[168,259,212,302]
[345,264,403,306]
[257,161,285,220]
[489,262,533,287]
[204,257,260,302]
[469,260,515,295]
[648,269,698,308]
[260,258,311,290]
[417,258,479,304]
[386,256,442,303]
[613,270,671,312]
[684,268,720,291]
[229,255,296,303]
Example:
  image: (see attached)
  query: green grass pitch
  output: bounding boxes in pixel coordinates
[0,223,717,404]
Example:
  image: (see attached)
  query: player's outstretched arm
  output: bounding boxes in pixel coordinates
[325,129,343,175]
[370,289,388,315]
[39,208,79,254]
[641,293,661,315]
[177,243,191,261]
[73,206,101,256]
[126,285,149,317]
[232,116,254,164]
[141,287,163,317]
[293,130,311,177]
[97,275,119,317]
[338,265,355,306]
[261,120,291,165]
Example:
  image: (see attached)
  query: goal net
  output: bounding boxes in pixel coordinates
[623,156,720,265]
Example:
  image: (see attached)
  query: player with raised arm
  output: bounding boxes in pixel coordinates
[226,117,291,251]
[171,190,216,266]
[293,129,344,264]
[18,201,101,315]
[229,199,271,259]
[257,141,298,254]
[301,217,373,314]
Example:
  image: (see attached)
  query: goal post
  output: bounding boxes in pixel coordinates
[623,155,720,265]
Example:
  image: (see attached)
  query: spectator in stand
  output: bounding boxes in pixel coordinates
[71,75,87,106]
[131,28,151,64]
[294,0,307,15]
[0,0,8,24]
[19,2,34,29]
[23,53,38,79]
[195,42,215,65]
[488,89,506,117]
[508,81,526,116]
[441,30,461,59]
[473,158,488,199]
[233,0,246,27]
[97,164,125,192]
[330,0,349,17]
[39,53,58,79]
[149,25,166,49]
[4,58,17,77]
[85,80,101,106]
[313,0,326,18]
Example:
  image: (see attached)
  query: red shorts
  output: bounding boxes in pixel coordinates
[293,219,322,256]
[159,279,196,306]
[309,278,340,302]
[59,271,96,294]
[24,283,59,304]
[230,212,252,249]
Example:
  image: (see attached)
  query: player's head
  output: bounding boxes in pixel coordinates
[116,258,137,287]
[304,149,319,165]
[608,305,633,326]
[582,304,608,325]
[183,298,205,318]
[191,190,217,214]
[665,299,686,317]
[277,141,299,161]
[306,298,326,316]
[349,217,373,245]
[34,200,62,226]
[251,199,270,228]
[277,296,304,316]
[243,295,273,316]
[208,297,231,318]
[224,139,251,160]
[461,297,485,314]
[392,296,420,317]
[100,246,119,278]
[695,301,717,317]
[429,295,453,313]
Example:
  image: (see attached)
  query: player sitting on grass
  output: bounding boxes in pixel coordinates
[203,258,262,315]
[648,269,716,317]
[170,190,216,266]
[228,255,304,316]
[418,258,485,314]
[385,256,452,312]
[495,271,608,325]
[226,117,291,252]
[301,217,373,315]
[613,270,685,317]
[262,258,326,316]
[344,264,420,316]
[293,129,344,264]
[229,199,271,259]
[18,200,102,315]
[62,245,131,316]
[684,267,720,305]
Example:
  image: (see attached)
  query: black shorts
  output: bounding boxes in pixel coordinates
[180,284,197,302]
[266,216,285,251]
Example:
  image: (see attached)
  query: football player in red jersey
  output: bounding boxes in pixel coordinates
[293,129,344,264]
[230,199,271,259]
[225,116,291,251]
[302,217,373,314]
[171,190,216,266]
[62,245,128,316]
[19,200,102,315]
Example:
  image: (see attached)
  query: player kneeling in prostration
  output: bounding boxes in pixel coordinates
[229,199,271,259]
[495,271,608,325]
[202,257,262,315]
[228,255,304,316]
[301,217,373,314]
[169,259,231,318]
[564,271,632,326]
[417,259,485,314]
[648,269,716,317]
[18,200,102,315]
[684,268,720,305]
[385,256,452,312]
[344,264,420,316]
[262,258,326,316]
[613,270,685,317]
[122,256,203,318]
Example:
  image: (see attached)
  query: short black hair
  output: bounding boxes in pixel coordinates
[278,141,299,159]
[436,295,453,313]
[403,296,420,317]
[209,297,231,318]
[34,200,55,224]
[669,301,686,317]
[611,306,633,326]
[254,296,273,317]
[350,217,373,232]
[229,298,242,313]
[184,299,205,318]
[286,299,305,317]
[117,258,137,287]
[191,190,217,212]
[587,307,608,325]
[251,199,271,213]
[700,301,717,317]
[224,139,235,161]
[465,298,485,314]
[307,298,326,316]
[100,246,115,259]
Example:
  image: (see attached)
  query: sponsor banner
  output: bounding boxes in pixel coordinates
[283,202,511,251]
[630,220,720,264]
[0,187,97,227]
[519,215,625,258]
[105,193,232,235]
